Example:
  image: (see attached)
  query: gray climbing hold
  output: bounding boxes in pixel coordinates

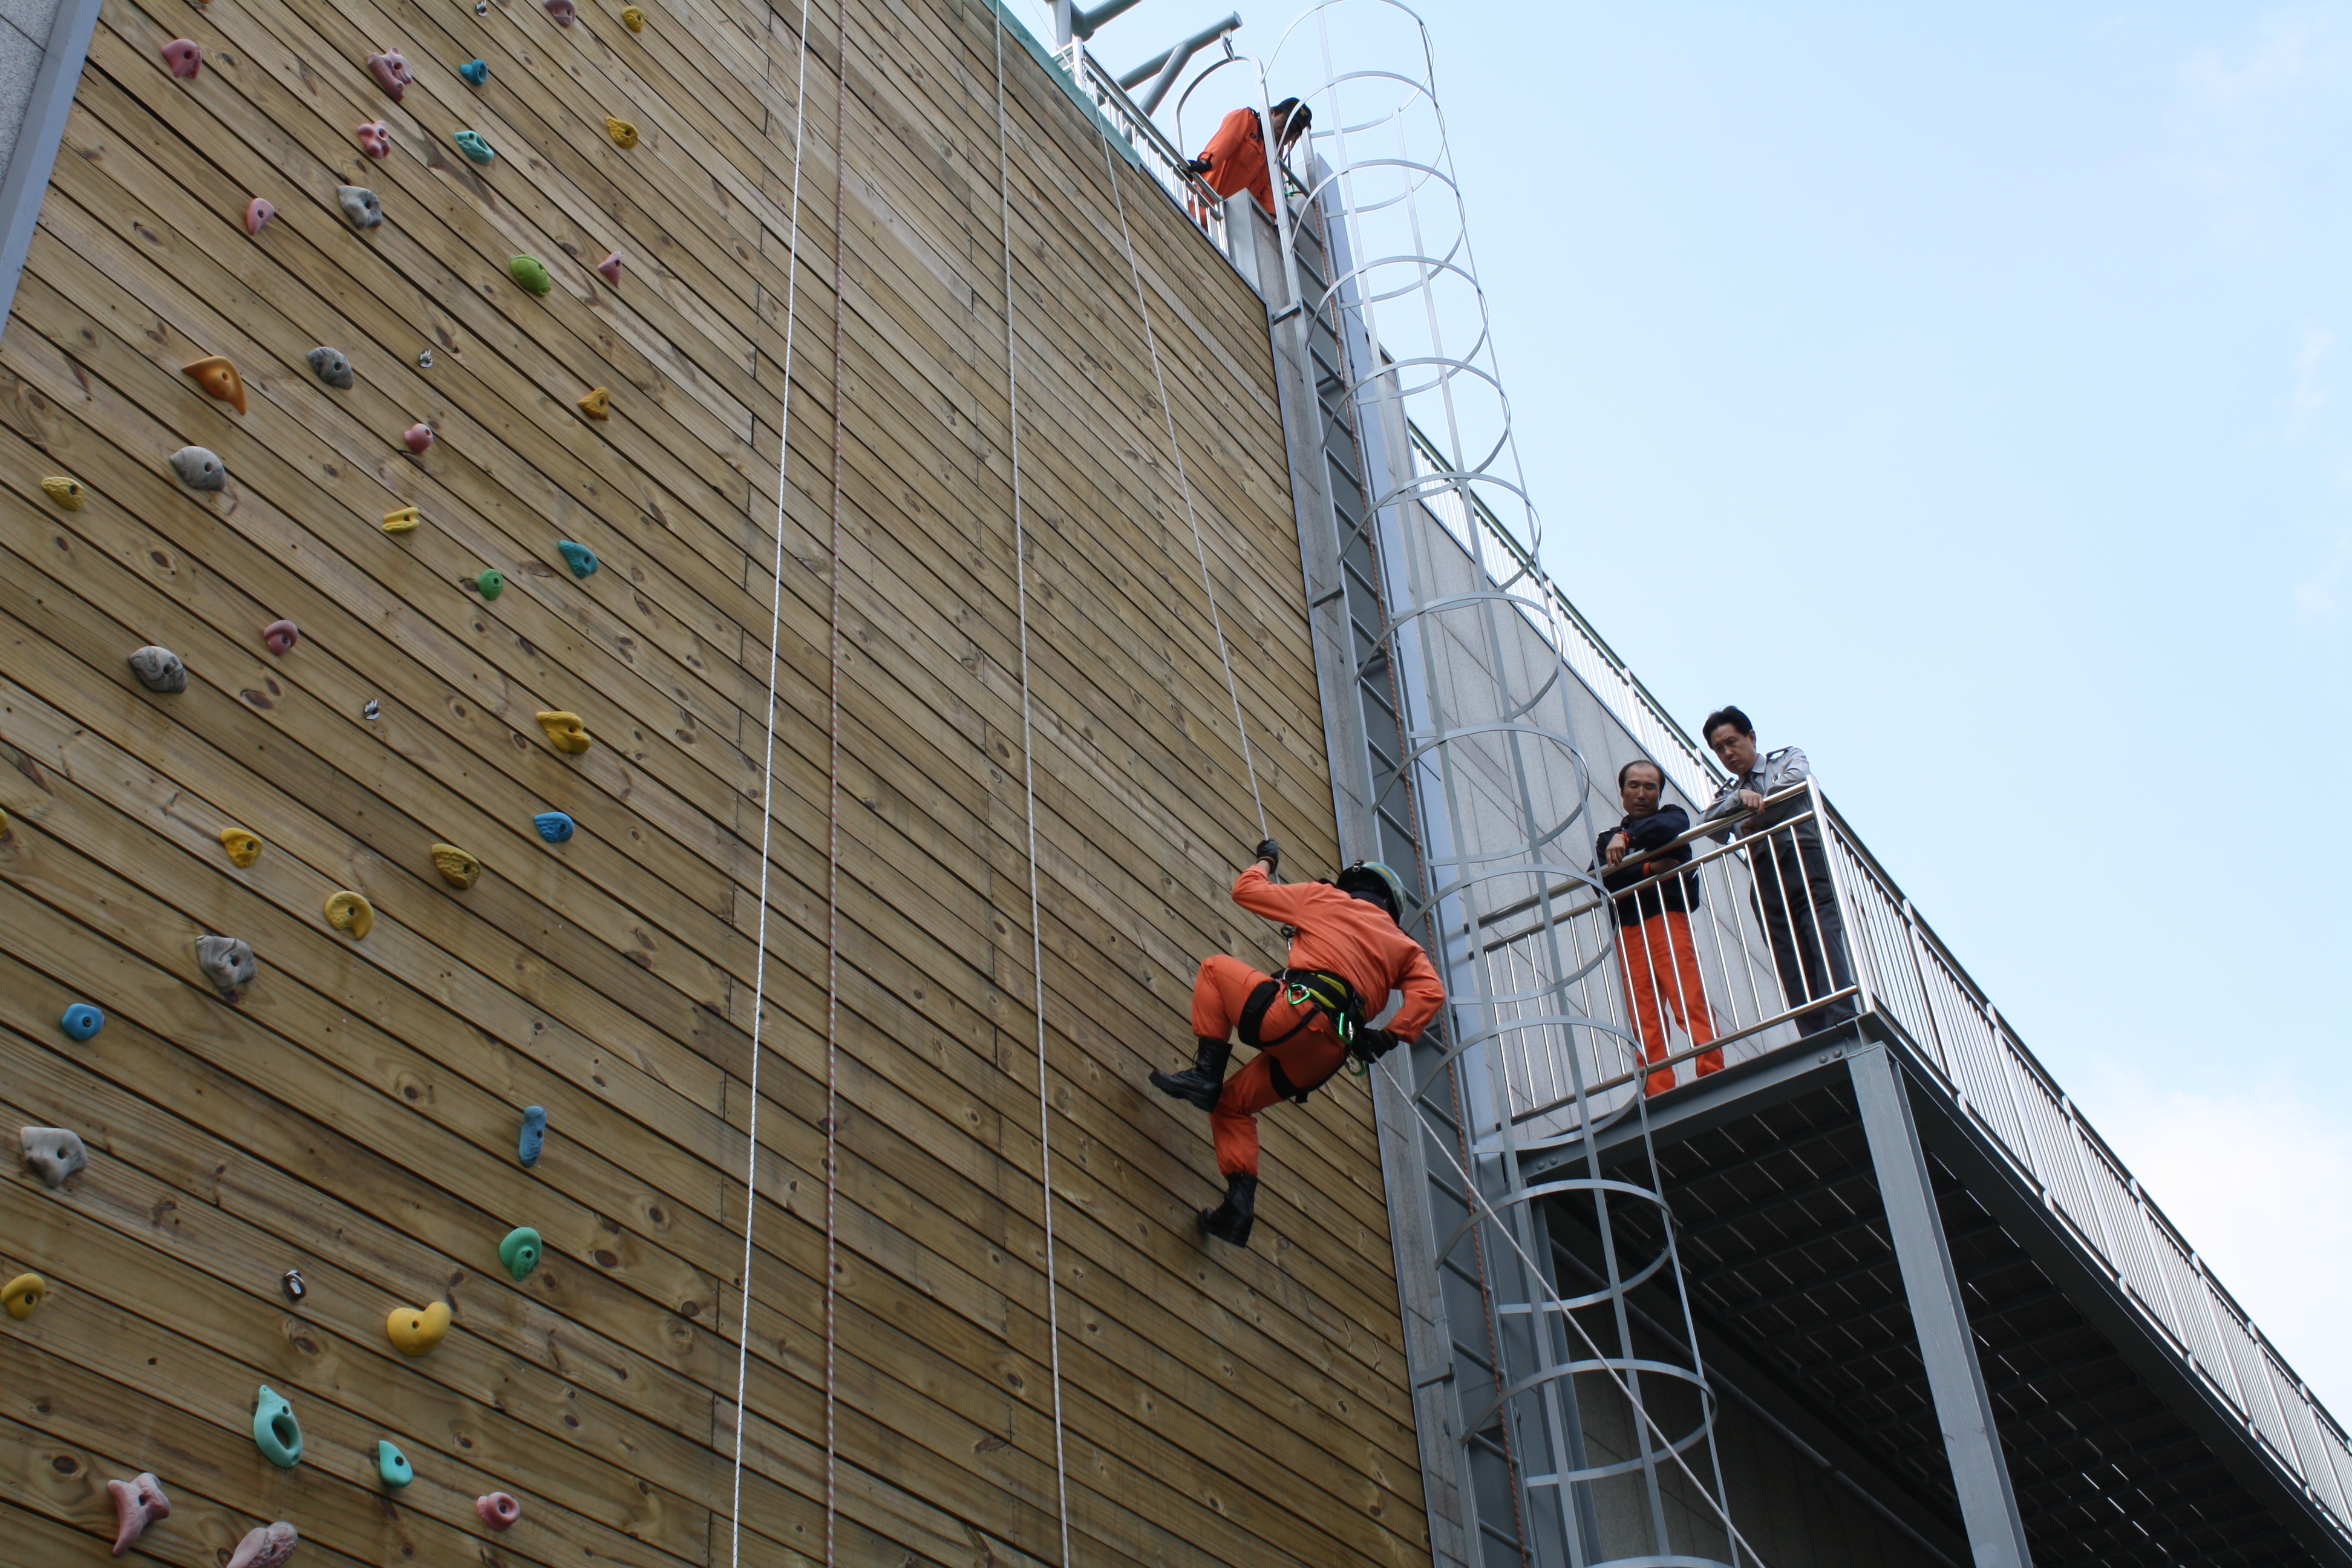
[338,184,384,228]
[556,540,598,577]
[518,1105,547,1165]
[377,1439,412,1488]
[532,811,573,843]
[169,446,224,491]
[20,1126,87,1188]
[127,645,188,694]
[60,1004,103,1040]
[195,934,257,998]
[306,346,354,389]
[227,1520,298,1568]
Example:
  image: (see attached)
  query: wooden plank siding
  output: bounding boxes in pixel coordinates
[0,0,1432,1561]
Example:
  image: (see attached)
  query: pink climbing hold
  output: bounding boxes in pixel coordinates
[367,48,413,100]
[245,197,275,235]
[477,1491,521,1529]
[162,39,201,79]
[357,120,391,158]
[404,422,434,453]
[262,619,299,656]
[226,1521,298,1568]
[595,250,623,285]
[545,0,577,23]
[106,1473,171,1558]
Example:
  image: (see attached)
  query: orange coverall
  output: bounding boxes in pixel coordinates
[1193,866,1446,1177]
[1195,106,1275,214]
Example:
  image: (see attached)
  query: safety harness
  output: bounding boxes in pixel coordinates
[1240,969,1365,1103]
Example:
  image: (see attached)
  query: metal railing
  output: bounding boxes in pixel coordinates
[1056,44,1233,261]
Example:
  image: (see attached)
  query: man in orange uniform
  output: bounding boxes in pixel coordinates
[1184,97,1310,215]
[1150,839,1445,1246]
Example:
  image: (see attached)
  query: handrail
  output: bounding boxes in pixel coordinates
[1056,44,1235,264]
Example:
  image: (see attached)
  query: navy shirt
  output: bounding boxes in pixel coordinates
[1595,805,1702,926]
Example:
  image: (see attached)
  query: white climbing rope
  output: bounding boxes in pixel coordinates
[991,10,1076,1564]
[822,0,852,1561]
[731,0,817,1562]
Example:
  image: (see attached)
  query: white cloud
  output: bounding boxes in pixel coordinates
[2181,9,2342,108]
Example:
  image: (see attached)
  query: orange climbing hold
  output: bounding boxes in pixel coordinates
[577,387,611,419]
[183,356,247,414]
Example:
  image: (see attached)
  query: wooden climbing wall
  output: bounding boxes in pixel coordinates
[0,0,1432,1561]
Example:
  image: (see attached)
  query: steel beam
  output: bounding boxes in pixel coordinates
[1849,1043,2034,1568]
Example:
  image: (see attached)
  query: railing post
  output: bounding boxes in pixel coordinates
[1807,779,1874,1019]
[1897,897,1950,1077]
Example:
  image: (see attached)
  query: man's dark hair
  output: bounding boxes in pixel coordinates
[1701,705,1753,745]
[1618,758,1665,789]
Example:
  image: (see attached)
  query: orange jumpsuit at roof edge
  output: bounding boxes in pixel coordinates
[1161,860,1445,1247]
[1195,106,1276,214]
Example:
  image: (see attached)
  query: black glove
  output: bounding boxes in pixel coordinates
[1184,156,1213,176]
[1252,837,1282,878]
[1350,1027,1402,1067]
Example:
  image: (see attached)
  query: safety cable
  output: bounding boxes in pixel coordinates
[822,0,851,1558]
[990,10,1077,1564]
[730,0,818,1560]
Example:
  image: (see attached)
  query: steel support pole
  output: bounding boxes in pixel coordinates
[1849,1043,2034,1568]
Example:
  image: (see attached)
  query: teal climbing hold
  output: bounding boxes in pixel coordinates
[459,58,488,85]
[518,1105,547,1166]
[509,255,554,296]
[376,1439,413,1489]
[60,1004,103,1041]
[252,1385,302,1468]
[498,1227,543,1281]
[556,540,598,577]
[533,811,574,843]
[454,130,495,166]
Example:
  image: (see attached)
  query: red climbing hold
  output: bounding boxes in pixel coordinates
[357,120,391,158]
[263,619,299,656]
[596,250,623,285]
[162,39,201,78]
[477,1492,522,1529]
[405,423,435,453]
[246,197,275,235]
[367,48,413,100]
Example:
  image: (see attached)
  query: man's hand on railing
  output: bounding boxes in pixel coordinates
[1738,788,1764,812]
[1604,832,1628,869]
[1183,155,1212,176]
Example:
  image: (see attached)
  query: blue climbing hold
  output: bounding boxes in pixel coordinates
[556,540,598,578]
[252,1385,302,1468]
[376,1439,413,1489]
[518,1105,547,1166]
[534,812,575,844]
[459,58,488,85]
[59,1004,104,1041]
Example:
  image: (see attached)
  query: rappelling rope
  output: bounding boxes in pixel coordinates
[730,0,818,1559]
[822,0,852,1559]
[990,9,1077,1564]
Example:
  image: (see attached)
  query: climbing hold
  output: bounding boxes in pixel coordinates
[556,540,598,577]
[363,698,381,720]
[595,250,622,284]
[161,38,201,78]
[60,1004,104,1041]
[226,1521,298,1568]
[536,710,592,754]
[324,890,375,939]
[517,1105,546,1165]
[385,1299,452,1356]
[21,1126,88,1188]
[605,116,639,149]
[127,645,189,694]
[431,843,482,889]
[459,58,488,85]
[475,567,505,599]
[281,1267,305,1302]
[477,1492,521,1529]
[622,4,645,28]
[220,828,261,867]
[545,0,575,22]
[338,184,384,227]
[498,1226,543,1281]
[40,475,82,508]
[195,934,258,997]
[2,1274,43,1320]
[532,811,574,843]
[181,355,247,414]
[577,386,611,419]
[357,120,391,158]
[382,506,422,534]
[251,1388,302,1467]
[305,346,354,389]
[169,446,225,491]
[417,349,434,368]
[245,197,275,235]
[262,619,299,656]
[454,129,495,165]
[376,1440,412,1489]
[106,1473,171,1558]
[367,48,413,99]
[404,422,435,453]
[509,255,553,296]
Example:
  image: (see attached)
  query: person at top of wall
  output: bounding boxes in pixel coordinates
[1598,758,1721,1097]
[1150,839,1443,1247]
[1184,97,1312,215]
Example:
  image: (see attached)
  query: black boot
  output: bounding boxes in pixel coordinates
[1151,1036,1232,1112]
[1198,1174,1259,1247]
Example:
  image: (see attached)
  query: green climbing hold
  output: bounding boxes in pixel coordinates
[556,540,598,577]
[376,1439,413,1489]
[477,567,506,599]
[454,130,495,165]
[498,1226,543,1281]
[509,255,553,296]
[252,1385,302,1468]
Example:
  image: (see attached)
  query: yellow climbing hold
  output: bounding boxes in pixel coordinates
[325,890,375,939]
[431,843,482,889]
[220,828,262,867]
[3,1273,44,1320]
[385,1299,451,1356]
[382,506,422,534]
[536,711,592,754]
[577,387,611,420]
[605,116,639,149]
[621,4,644,28]
[40,476,83,509]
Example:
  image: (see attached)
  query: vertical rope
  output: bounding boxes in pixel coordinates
[822,0,852,1560]
[991,10,1075,1564]
[730,0,817,1560]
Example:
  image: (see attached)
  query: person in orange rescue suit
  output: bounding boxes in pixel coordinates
[1150,838,1445,1247]
[1183,97,1311,215]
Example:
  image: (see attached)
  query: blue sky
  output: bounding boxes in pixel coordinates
[1060,0,2352,1404]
